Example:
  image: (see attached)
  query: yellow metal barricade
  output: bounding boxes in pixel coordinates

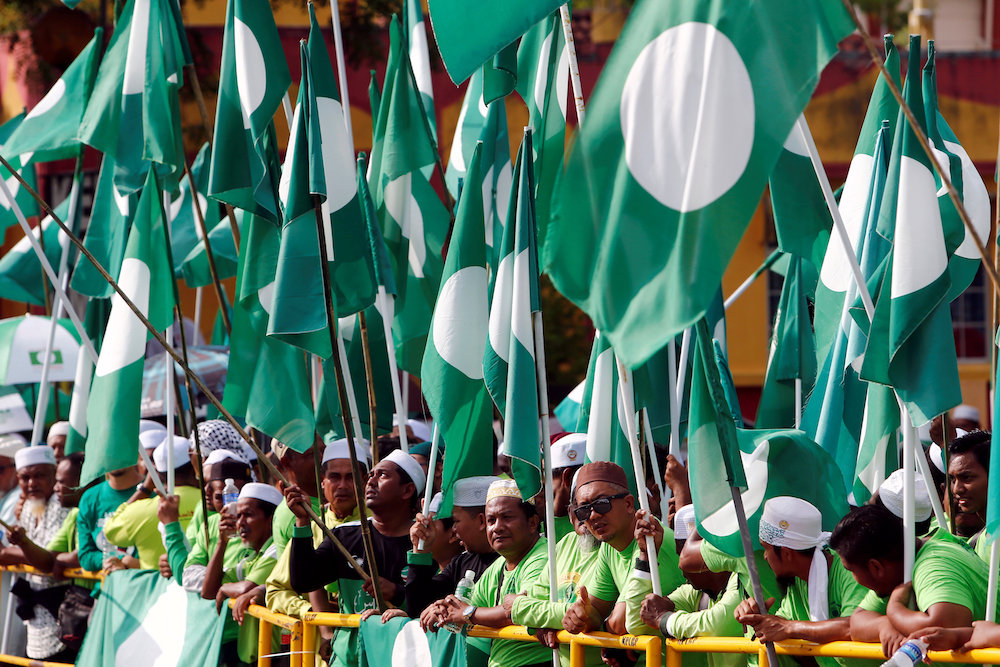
[236,602,303,667]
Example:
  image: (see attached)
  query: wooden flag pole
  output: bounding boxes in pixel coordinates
[358,311,380,460]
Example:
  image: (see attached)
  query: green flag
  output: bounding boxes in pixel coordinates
[369,16,449,376]
[166,143,220,275]
[0,112,40,233]
[82,171,175,485]
[0,198,71,305]
[755,255,817,429]
[223,212,316,452]
[66,299,111,455]
[2,29,103,163]
[208,0,291,220]
[357,616,466,667]
[545,0,852,370]
[78,0,186,194]
[421,143,494,513]
[478,97,513,269]
[860,35,961,427]
[444,69,487,198]
[404,0,438,144]
[427,0,565,84]
[180,212,242,288]
[984,332,1000,539]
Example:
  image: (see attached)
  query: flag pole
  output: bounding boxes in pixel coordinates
[674,329,692,464]
[901,411,916,582]
[988,539,1000,622]
[182,160,232,335]
[558,4,585,126]
[723,250,782,310]
[313,195,387,610]
[666,338,681,460]
[165,325,176,493]
[377,287,409,453]
[416,424,441,551]
[193,286,203,338]
[641,407,666,520]
[906,409,949,531]
[329,0,355,143]
[358,311,380,459]
[614,357,662,595]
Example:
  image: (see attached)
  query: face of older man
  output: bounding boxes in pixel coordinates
[18,463,56,501]
[574,481,634,550]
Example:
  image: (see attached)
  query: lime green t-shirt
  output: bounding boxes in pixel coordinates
[185,512,245,573]
[271,496,322,557]
[470,537,551,667]
[225,537,278,663]
[104,485,201,569]
[585,529,685,606]
[859,537,994,619]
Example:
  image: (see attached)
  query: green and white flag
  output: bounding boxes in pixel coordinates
[814,36,899,363]
[357,616,466,667]
[78,0,186,194]
[66,299,111,455]
[369,16,449,376]
[427,0,564,84]
[77,570,227,667]
[479,97,513,266]
[689,323,847,556]
[404,0,438,143]
[860,35,962,426]
[208,0,291,220]
[422,143,494,513]
[180,211,242,288]
[2,29,103,163]
[223,212,316,452]
[755,255,816,429]
[0,198,71,306]
[853,382,899,505]
[545,0,852,369]
[71,154,138,299]
[82,171,175,485]
[268,42,332,358]
[922,42,991,302]
[485,130,542,500]
[444,69,487,197]
[307,4,377,318]
[0,112,40,233]
[166,142,220,275]
[515,11,567,233]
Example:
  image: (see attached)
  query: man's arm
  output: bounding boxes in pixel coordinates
[740,613,851,643]
[887,597,973,637]
[851,609,907,657]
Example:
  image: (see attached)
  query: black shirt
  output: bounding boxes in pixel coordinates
[404,549,500,616]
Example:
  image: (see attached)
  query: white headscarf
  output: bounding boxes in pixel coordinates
[759,496,830,622]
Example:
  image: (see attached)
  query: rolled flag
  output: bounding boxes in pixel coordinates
[0,112,40,233]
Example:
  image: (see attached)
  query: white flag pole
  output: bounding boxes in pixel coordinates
[558,4,585,127]
[988,540,1000,623]
[330,0,355,144]
[165,326,175,494]
[641,407,666,521]
[377,287,408,453]
[193,286,203,338]
[416,424,441,551]
[666,338,681,462]
[337,325,366,445]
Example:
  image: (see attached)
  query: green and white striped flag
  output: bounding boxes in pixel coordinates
[422,143,494,513]
[208,0,291,220]
[545,0,852,370]
[444,69,487,198]
[860,35,962,427]
[369,16,449,376]
[0,112,40,233]
[166,143,220,275]
[2,29,103,163]
[0,198,70,306]
[78,0,186,194]
[405,0,438,144]
[484,130,542,500]
[71,154,138,299]
[66,299,111,455]
[82,171,175,485]
[922,42,991,302]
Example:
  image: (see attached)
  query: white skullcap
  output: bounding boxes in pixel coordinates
[759,496,830,622]
[917,423,932,445]
[47,421,69,440]
[453,476,499,508]
[239,442,258,462]
[139,429,166,451]
[139,420,167,435]
[879,469,932,522]
[551,433,586,469]
[15,445,56,470]
[153,437,192,472]
[383,449,426,491]
[401,417,432,443]
[486,479,522,503]
[928,444,946,474]
[953,405,980,423]
[322,438,371,467]
[204,449,246,467]
[673,504,696,541]
[0,434,26,459]
[428,492,443,515]
[238,482,283,508]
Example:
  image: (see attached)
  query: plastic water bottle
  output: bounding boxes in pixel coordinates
[445,570,477,633]
[222,478,239,510]
[879,639,928,667]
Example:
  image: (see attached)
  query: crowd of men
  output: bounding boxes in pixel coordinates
[0,406,997,667]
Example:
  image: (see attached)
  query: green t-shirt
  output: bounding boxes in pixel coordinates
[549,515,574,543]
[76,481,133,573]
[185,512,245,573]
[225,537,278,663]
[470,537,551,667]
[511,531,603,667]
[664,576,744,667]
[271,496,322,557]
[45,508,93,590]
[104,485,201,569]
[859,537,995,619]
[773,552,876,667]
[586,528,685,606]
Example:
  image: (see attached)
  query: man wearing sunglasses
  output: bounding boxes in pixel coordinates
[562,462,685,636]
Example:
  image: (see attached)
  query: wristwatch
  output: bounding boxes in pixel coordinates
[136,482,153,495]
[461,605,476,624]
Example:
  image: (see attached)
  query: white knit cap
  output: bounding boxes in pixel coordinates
[139,429,167,451]
[139,420,167,435]
[486,479,523,503]
[322,438,371,467]
[953,405,980,423]
[383,449,426,491]
[453,476,499,508]
[204,449,247,467]
[153,437,192,472]
[15,445,56,470]
[879,469,933,522]
[759,496,831,622]
[428,492,443,515]
[47,421,69,440]
[928,444,946,474]
[238,482,283,508]
[0,434,26,459]
[673,504,696,541]
[551,433,586,469]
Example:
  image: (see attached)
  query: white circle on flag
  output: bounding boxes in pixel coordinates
[782,115,810,157]
[821,152,872,293]
[620,22,754,213]
[234,18,268,130]
[944,139,991,260]
[95,258,150,377]
[27,79,65,120]
[391,620,433,667]
[316,97,359,211]
[699,439,769,537]
[891,155,947,297]
[433,266,489,379]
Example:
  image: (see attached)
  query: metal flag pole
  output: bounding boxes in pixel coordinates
[416,424,441,551]
[377,287,409,453]
[723,250,782,310]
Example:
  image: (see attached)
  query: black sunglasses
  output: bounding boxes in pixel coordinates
[573,492,628,521]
